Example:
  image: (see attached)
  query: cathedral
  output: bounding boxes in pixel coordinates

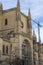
[0,0,43,65]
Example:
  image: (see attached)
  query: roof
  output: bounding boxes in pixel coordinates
[3,7,16,13]
[3,7,28,18]
[20,12,28,18]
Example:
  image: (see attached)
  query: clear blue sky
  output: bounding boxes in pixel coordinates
[0,0,43,43]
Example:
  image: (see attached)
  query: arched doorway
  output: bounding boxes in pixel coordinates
[22,39,32,65]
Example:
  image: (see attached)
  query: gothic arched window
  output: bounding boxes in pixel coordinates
[22,41,27,58]
[5,19,8,25]
[2,45,8,55]
[6,46,8,54]
[3,45,5,54]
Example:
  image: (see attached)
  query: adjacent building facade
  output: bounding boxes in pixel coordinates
[0,0,43,65]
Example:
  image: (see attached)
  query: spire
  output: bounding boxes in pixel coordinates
[0,2,3,14]
[33,30,36,37]
[17,0,20,11]
[0,2,3,10]
[28,8,31,20]
[33,30,37,41]
[27,8,32,28]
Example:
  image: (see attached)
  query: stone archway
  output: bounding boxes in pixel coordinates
[22,39,32,65]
